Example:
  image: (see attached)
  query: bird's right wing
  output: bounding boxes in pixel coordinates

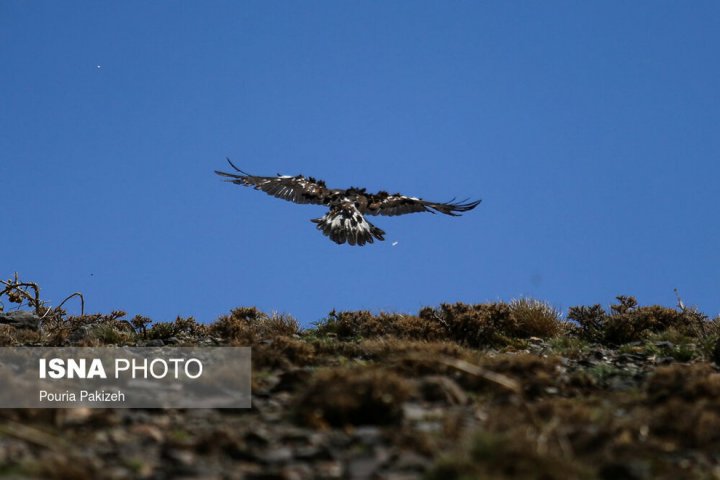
[215,158,337,206]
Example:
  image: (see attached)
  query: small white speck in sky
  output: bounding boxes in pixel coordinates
[96,65,102,69]
[392,241,399,246]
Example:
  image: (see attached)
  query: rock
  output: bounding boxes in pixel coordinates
[294,444,327,460]
[351,426,383,444]
[164,448,196,466]
[0,311,40,330]
[55,407,93,426]
[129,424,165,443]
[379,473,422,480]
[68,324,94,343]
[315,461,343,479]
[281,463,314,480]
[392,450,432,471]
[348,454,384,479]
[257,446,293,464]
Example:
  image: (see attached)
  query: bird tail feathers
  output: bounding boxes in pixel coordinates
[312,208,385,246]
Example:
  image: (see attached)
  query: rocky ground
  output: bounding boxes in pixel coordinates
[1,296,720,479]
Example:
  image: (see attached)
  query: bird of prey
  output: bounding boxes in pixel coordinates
[215,159,481,246]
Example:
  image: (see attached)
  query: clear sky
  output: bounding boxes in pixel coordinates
[2,1,719,326]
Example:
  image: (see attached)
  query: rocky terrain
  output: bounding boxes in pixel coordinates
[1,293,720,479]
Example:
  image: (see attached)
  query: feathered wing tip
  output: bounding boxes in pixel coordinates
[311,207,385,246]
[428,198,482,216]
[214,158,252,183]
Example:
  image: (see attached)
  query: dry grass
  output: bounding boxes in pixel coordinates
[509,297,563,338]
[207,307,299,344]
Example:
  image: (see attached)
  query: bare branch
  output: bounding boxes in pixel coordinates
[53,292,85,316]
[0,274,42,315]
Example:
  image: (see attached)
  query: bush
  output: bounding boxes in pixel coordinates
[208,307,299,343]
[146,316,205,340]
[419,302,515,347]
[568,295,707,345]
[312,309,444,341]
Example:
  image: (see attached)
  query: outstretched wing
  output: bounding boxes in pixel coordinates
[365,192,481,217]
[215,158,336,206]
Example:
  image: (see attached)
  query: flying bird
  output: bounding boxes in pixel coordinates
[215,159,481,246]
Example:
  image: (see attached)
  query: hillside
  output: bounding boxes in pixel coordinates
[1,294,720,479]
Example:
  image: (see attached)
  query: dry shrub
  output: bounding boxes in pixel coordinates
[312,301,561,347]
[309,336,472,367]
[567,304,606,343]
[0,324,17,346]
[13,329,43,344]
[43,310,134,346]
[208,307,299,343]
[252,336,316,370]
[263,313,300,336]
[312,310,444,341]
[419,301,554,348]
[419,302,514,347]
[531,398,617,455]
[130,315,152,335]
[390,313,447,339]
[712,335,720,366]
[427,428,590,480]
[646,363,720,447]
[358,338,471,361]
[569,295,708,345]
[306,338,479,388]
[146,316,206,341]
[312,310,376,338]
[295,367,413,427]
[646,363,720,404]
[382,341,479,383]
[504,398,670,477]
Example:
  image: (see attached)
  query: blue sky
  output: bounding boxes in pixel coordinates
[2,1,719,326]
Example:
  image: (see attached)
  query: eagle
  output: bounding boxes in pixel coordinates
[215,159,481,246]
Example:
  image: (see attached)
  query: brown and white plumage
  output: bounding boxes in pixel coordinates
[215,158,481,246]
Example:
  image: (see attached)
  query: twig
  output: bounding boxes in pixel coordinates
[435,356,522,394]
[53,292,85,316]
[429,311,450,332]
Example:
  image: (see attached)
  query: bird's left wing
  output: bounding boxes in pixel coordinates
[215,158,337,206]
[365,192,481,217]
